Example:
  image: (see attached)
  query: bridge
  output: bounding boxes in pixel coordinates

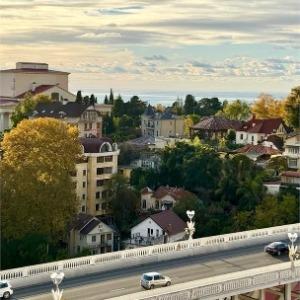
[1,223,299,299]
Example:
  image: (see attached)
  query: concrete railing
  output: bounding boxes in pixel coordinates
[108,260,300,300]
[1,223,299,286]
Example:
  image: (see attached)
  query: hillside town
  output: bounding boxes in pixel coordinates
[1,62,299,268]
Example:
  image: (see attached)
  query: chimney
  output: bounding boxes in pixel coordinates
[31,82,37,92]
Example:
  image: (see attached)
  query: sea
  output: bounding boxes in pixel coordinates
[81,90,287,106]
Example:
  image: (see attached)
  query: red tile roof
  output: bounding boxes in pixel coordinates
[149,210,186,235]
[16,84,56,98]
[234,144,281,155]
[153,186,196,200]
[0,68,69,75]
[281,171,300,178]
[192,116,242,131]
[240,117,285,134]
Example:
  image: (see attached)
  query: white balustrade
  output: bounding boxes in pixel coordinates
[1,223,299,283]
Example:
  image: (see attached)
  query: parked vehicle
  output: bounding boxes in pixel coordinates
[140,272,171,290]
[264,241,289,256]
[0,281,13,299]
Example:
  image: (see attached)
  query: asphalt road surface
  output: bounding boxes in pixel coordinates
[13,241,289,300]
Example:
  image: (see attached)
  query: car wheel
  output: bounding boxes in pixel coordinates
[166,281,171,286]
[150,284,154,289]
[3,291,11,299]
[277,250,281,256]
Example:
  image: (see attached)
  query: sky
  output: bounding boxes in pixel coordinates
[0,0,299,98]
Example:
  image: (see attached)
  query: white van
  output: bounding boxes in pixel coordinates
[140,272,171,290]
[0,281,13,299]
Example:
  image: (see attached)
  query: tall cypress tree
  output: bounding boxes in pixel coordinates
[104,95,109,104]
[76,91,83,104]
[109,88,114,104]
[90,94,97,105]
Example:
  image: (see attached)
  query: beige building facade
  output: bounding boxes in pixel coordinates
[141,105,184,138]
[73,138,119,216]
[0,62,69,97]
[283,133,300,170]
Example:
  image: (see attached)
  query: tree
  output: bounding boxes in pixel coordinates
[105,174,139,235]
[113,95,125,117]
[83,95,90,106]
[251,94,285,119]
[197,97,222,116]
[156,104,164,113]
[217,100,251,121]
[171,98,184,115]
[109,88,114,104]
[104,95,109,104]
[90,94,97,105]
[11,93,52,127]
[184,94,197,115]
[102,115,114,135]
[266,156,288,176]
[1,118,81,241]
[284,86,300,129]
[76,90,83,103]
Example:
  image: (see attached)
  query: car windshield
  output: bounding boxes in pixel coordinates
[143,275,153,281]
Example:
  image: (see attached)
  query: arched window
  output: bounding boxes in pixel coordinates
[142,199,147,209]
[155,200,159,210]
[99,142,112,153]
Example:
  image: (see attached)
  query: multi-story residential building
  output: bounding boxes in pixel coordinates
[69,213,119,255]
[73,137,119,216]
[283,132,300,170]
[0,62,75,132]
[141,105,184,138]
[32,102,103,138]
[236,116,288,145]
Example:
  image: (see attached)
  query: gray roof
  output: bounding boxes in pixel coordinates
[143,104,156,116]
[192,116,242,131]
[33,102,97,118]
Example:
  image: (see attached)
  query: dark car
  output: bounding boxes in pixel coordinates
[264,242,288,256]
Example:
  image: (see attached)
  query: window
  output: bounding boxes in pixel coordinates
[251,136,254,142]
[0,282,8,288]
[240,133,243,140]
[92,235,96,242]
[97,157,104,163]
[101,235,105,243]
[97,168,104,175]
[83,170,86,176]
[105,156,113,162]
[155,200,159,209]
[83,182,86,188]
[102,190,108,198]
[96,179,104,186]
[81,205,85,212]
[97,122,101,129]
[82,194,85,200]
[96,203,99,210]
[142,199,146,209]
[154,275,159,280]
[156,229,159,237]
[51,92,59,101]
[102,202,107,210]
[107,233,112,240]
[73,182,77,189]
[96,191,100,199]
[156,131,158,136]
[151,229,153,235]
[77,246,80,253]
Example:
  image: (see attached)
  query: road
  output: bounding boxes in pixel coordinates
[13,242,289,300]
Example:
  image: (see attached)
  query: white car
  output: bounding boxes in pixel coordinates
[0,281,13,299]
[140,272,171,290]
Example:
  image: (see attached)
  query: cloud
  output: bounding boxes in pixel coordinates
[86,5,144,16]
[144,55,168,61]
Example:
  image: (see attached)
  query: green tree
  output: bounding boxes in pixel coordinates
[184,94,197,115]
[83,95,90,106]
[90,94,97,105]
[102,115,114,135]
[1,118,81,242]
[197,97,222,116]
[217,100,250,120]
[11,93,52,127]
[105,174,139,235]
[266,156,288,177]
[171,98,184,115]
[104,95,109,104]
[109,88,114,104]
[284,86,300,129]
[113,95,125,117]
[76,90,83,103]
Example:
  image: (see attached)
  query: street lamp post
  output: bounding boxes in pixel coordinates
[288,232,299,262]
[50,272,64,300]
[185,210,195,240]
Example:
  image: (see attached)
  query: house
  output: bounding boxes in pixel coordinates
[141,105,184,138]
[129,210,186,247]
[72,137,119,216]
[141,186,197,211]
[236,116,289,145]
[0,62,75,132]
[281,171,300,187]
[283,132,300,170]
[234,144,281,165]
[69,213,119,255]
[32,102,102,138]
[190,116,242,139]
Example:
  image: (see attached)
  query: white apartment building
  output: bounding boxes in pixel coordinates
[73,138,120,216]
[283,132,300,170]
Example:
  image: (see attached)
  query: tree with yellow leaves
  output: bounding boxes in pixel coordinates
[251,93,285,119]
[1,118,82,242]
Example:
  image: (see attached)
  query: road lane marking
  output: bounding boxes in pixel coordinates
[110,287,126,292]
